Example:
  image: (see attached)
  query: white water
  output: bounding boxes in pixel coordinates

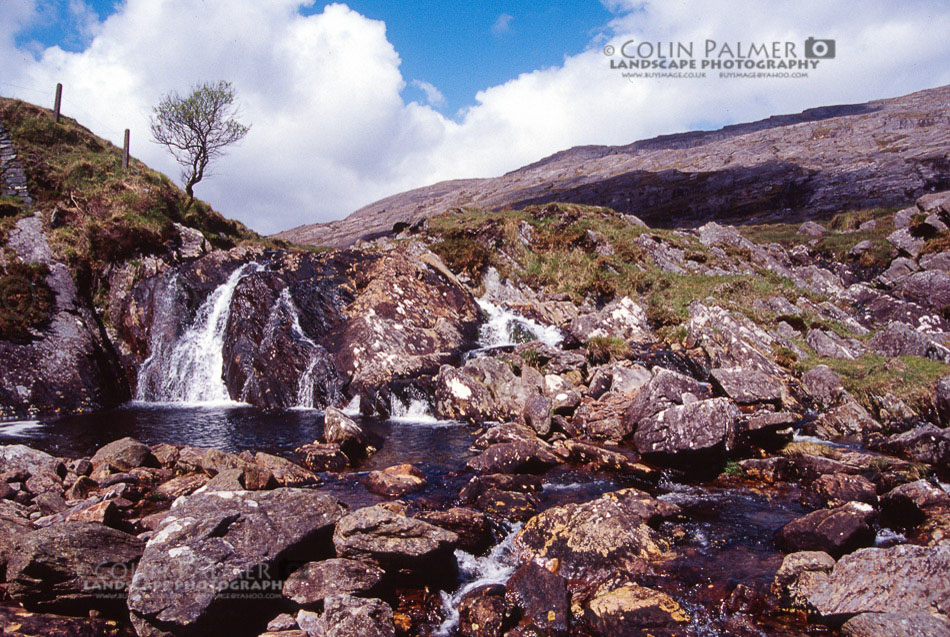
[389,395,458,426]
[0,420,43,437]
[436,524,522,636]
[341,395,361,416]
[271,288,327,410]
[136,263,262,404]
[476,297,562,348]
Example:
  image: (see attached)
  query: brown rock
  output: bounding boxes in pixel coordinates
[774,501,876,558]
[365,464,427,497]
[282,558,384,607]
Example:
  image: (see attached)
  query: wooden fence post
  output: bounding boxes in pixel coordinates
[53,83,62,123]
[122,129,130,169]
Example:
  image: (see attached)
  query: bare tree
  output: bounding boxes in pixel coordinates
[150,81,249,206]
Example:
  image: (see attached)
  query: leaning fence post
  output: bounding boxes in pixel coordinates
[122,129,130,169]
[53,83,62,123]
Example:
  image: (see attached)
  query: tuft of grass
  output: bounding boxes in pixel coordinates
[722,460,746,477]
[587,336,631,365]
[0,262,55,340]
[519,347,544,370]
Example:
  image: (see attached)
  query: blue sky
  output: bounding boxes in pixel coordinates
[2,1,948,233]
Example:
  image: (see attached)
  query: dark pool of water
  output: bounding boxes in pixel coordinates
[0,403,477,471]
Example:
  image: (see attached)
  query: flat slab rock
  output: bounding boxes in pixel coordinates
[127,488,344,636]
[803,544,950,620]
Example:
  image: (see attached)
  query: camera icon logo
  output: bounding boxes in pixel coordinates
[805,37,835,59]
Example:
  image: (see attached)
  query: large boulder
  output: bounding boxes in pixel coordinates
[6,521,143,615]
[633,397,740,462]
[710,367,784,405]
[802,474,878,510]
[900,270,950,313]
[128,489,344,636]
[801,544,950,620]
[515,489,677,582]
[624,367,704,428]
[322,407,366,457]
[311,594,395,637]
[686,302,785,377]
[801,365,847,409]
[841,612,950,637]
[569,296,652,343]
[364,464,427,497]
[282,558,385,607]
[332,504,458,574]
[584,583,690,633]
[880,424,950,469]
[774,501,876,558]
[414,508,493,555]
[457,584,508,637]
[0,444,65,480]
[771,550,836,609]
[90,437,156,472]
[433,366,498,422]
[504,561,571,635]
[466,439,561,474]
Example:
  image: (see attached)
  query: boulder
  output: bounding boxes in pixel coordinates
[710,367,783,405]
[807,329,863,360]
[841,611,950,637]
[802,544,950,619]
[633,398,739,462]
[900,270,950,313]
[771,550,835,609]
[624,367,704,427]
[434,366,497,422]
[798,221,827,237]
[311,594,395,637]
[802,365,847,409]
[332,504,458,573]
[323,407,366,458]
[881,480,950,527]
[0,444,65,479]
[128,489,344,636]
[364,464,427,497]
[568,296,651,343]
[6,521,143,615]
[880,424,950,469]
[293,442,350,472]
[774,502,877,558]
[802,474,878,510]
[813,400,882,440]
[90,437,156,472]
[870,322,950,362]
[522,395,552,437]
[414,508,492,555]
[475,488,539,522]
[687,302,785,376]
[152,473,210,500]
[584,583,690,633]
[465,440,561,474]
[253,453,320,487]
[504,561,571,635]
[515,489,677,581]
[887,228,925,258]
[282,558,384,607]
[457,584,508,637]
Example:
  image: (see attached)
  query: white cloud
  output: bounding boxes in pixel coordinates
[0,0,948,234]
[410,79,445,107]
[492,13,514,36]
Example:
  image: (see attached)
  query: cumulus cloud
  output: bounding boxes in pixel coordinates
[0,0,947,233]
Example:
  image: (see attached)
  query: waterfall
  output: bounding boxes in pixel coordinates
[274,288,325,409]
[136,262,262,404]
[476,297,563,348]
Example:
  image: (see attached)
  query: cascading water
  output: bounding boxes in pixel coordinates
[476,297,563,348]
[136,262,262,404]
[436,524,523,636]
[272,288,326,409]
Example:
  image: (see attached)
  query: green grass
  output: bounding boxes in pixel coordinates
[796,354,950,417]
[586,336,631,364]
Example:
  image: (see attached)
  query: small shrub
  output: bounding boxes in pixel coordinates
[519,347,543,370]
[587,336,631,364]
[430,232,494,278]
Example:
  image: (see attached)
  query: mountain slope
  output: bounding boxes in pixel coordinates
[276,84,950,248]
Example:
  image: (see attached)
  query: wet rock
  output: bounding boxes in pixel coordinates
[6,521,143,614]
[584,583,690,633]
[364,464,427,497]
[774,501,877,558]
[466,440,561,474]
[515,489,677,581]
[812,400,882,440]
[569,296,652,344]
[474,422,539,449]
[323,407,366,458]
[458,584,508,637]
[504,561,571,635]
[414,507,492,554]
[90,437,156,473]
[841,611,950,637]
[311,594,395,637]
[282,558,385,607]
[802,474,878,509]
[738,457,795,483]
[880,424,950,469]
[771,550,835,609]
[0,605,133,636]
[633,397,740,462]
[475,488,539,522]
[293,442,350,472]
[252,452,319,487]
[128,489,344,636]
[711,367,784,405]
[881,480,950,527]
[458,474,542,505]
[556,440,651,477]
[332,504,458,573]
[802,544,950,619]
[522,395,552,437]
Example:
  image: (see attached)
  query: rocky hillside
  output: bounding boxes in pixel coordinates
[276,84,950,249]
